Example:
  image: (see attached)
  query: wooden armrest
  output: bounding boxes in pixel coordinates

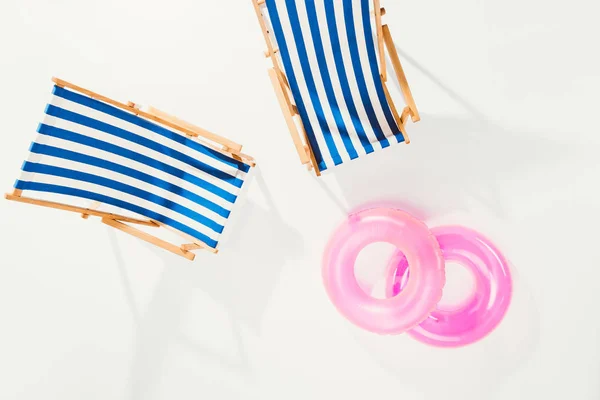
[382,25,420,122]
[146,106,243,153]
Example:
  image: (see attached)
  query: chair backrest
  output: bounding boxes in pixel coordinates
[15,85,252,249]
[264,0,404,171]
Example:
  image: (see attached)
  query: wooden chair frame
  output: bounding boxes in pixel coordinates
[253,0,420,176]
[4,77,256,261]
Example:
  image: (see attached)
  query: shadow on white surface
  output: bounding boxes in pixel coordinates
[354,268,540,399]
[108,168,303,399]
[313,49,550,397]
[322,113,569,220]
[317,45,572,219]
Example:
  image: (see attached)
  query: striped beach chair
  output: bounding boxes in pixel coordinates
[5,78,255,261]
[253,0,419,175]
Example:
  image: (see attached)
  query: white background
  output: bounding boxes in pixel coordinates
[1,0,599,399]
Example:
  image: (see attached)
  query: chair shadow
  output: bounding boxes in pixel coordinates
[318,45,576,219]
[109,167,304,399]
[322,113,571,220]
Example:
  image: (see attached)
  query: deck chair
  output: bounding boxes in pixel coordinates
[253,0,419,175]
[5,78,255,261]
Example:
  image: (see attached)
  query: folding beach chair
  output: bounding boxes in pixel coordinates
[5,78,255,261]
[253,0,419,175]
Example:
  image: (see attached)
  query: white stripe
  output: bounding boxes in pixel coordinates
[294,0,350,163]
[24,150,228,227]
[313,0,368,158]
[352,0,396,141]
[269,0,336,169]
[42,111,240,197]
[333,0,382,147]
[18,171,222,242]
[50,95,246,184]
[53,93,248,178]
[32,134,236,211]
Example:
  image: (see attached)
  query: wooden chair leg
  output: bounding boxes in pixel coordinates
[102,218,196,261]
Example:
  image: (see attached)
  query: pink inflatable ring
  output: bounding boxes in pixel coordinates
[386,226,512,347]
[322,208,445,335]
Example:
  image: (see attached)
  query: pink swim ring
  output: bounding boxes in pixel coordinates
[322,208,445,335]
[386,226,512,347]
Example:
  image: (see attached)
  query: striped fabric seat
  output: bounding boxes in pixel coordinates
[264,0,404,171]
[15,85,252,249]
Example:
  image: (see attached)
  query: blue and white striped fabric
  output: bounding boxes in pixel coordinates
[14,86,252,249]
[264,0,404,172]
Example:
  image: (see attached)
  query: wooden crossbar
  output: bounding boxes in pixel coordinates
[268,69,310,165]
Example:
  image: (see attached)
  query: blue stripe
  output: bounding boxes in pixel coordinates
[266,0,328,171]
[45,104,244,188]
[284,0,343,165]
[343,0,389,148]
[304,1,358,160]
[37,124,238,203]
[15,180,218,248]
[360,0,404,143]
[323,0,374,155]
[22,161,224,234]
[30,142,231,218]
[53,86,251,173]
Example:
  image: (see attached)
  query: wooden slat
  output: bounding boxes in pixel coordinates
[181,243,202,251]
[145,106,255,167]
[102,218,195,261]
[400,106,412,130]
[253,0,289,92]
[382,82,410,144]
[152,220,219,254]
[374,0,386,81]
[5,193,158,226]
[269,69,310,165]
[52,77,243,153]
[292,115,320,176]
[381,25,420,122]
[274,66,296,116]
[253,0,279,69]
[253,0,292,97]
[81,200,101,219]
